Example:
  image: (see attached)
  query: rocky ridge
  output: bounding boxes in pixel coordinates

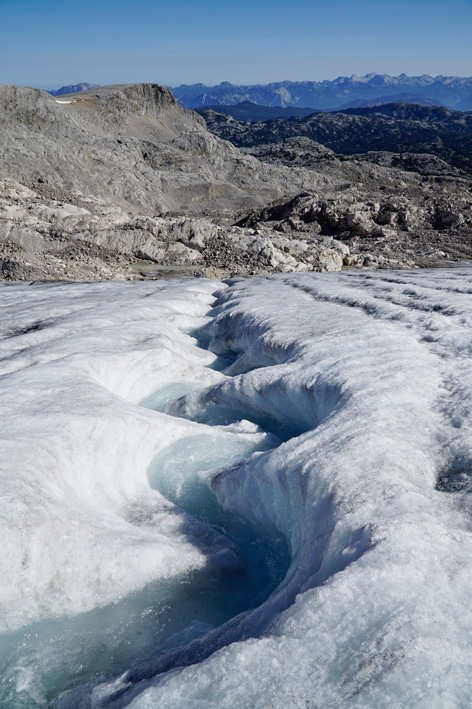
[0,83,330,217]
[195,101,319,122]
[47,82,101,97]
[244,136,464,178]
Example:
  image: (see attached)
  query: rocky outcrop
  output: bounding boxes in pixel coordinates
[234,179,472,271]
[236,186,472,236]
[0,178,360,281]
[202,103,472,175]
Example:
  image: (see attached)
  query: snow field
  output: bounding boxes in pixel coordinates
[2,268,472,706]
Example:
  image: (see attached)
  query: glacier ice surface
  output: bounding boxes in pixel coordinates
[2,268,472,706]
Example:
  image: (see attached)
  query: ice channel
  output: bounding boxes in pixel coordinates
[56,285,364,709]
[0,280,318,708]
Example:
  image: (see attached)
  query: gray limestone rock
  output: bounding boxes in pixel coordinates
[0,83,329,218]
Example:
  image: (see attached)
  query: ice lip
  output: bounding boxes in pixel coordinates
[139,316,350,647]
[163,371,345,441]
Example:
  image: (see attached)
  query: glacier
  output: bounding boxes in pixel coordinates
[1,268,472,707]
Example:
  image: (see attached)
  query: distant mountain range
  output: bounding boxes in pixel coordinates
[336,93,445,110]
[47,83,100,97]
[170,74,472,111]
[196,101,319,122]
[197,96,447,123]
[43,75,472,112]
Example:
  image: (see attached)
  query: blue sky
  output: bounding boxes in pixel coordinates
[1,0,471,89]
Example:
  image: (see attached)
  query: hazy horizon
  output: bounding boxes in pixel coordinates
[28,71,472,94]
[1,0,471,90]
